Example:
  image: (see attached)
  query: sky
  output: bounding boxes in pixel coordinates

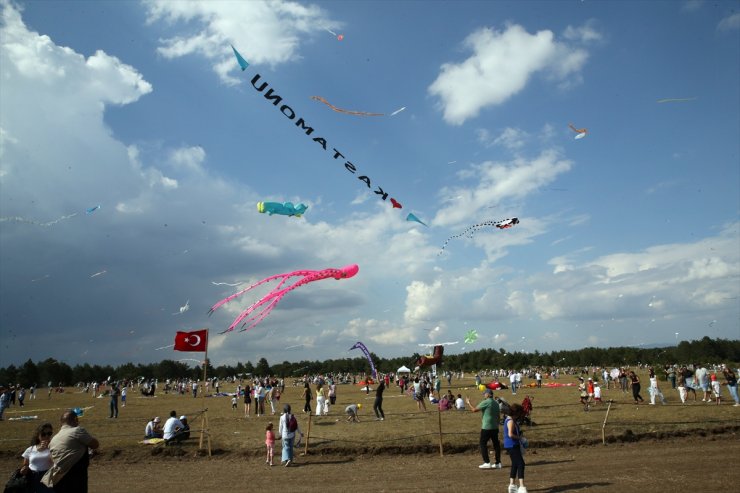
[1,0,738,369]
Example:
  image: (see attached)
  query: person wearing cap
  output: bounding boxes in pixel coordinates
[145,417,163,439]
[41,409,99,493]
[345,403,361,422]
[465,388,502,470]
[179,416,190,440]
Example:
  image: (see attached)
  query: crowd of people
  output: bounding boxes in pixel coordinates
[3,362,738,491]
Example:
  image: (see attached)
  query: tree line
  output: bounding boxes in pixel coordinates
[1,336,737,387]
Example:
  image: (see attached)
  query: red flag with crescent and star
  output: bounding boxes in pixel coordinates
[174,329,208,352]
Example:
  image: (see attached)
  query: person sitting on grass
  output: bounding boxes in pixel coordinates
[163,411,184,445]
[144,417,162,439]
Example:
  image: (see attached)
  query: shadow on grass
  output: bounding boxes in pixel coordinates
[531,481,611,492]
[526,458,575,466]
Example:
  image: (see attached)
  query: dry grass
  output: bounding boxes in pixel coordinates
[1,371,739,463]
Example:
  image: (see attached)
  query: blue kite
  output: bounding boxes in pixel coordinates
[257,201,308,217]
[406,213,428,227]
[231,45,249,71]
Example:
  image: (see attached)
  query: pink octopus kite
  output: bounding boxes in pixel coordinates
[209,265,359,333]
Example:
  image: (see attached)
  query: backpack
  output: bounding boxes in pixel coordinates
[288,414,298,432]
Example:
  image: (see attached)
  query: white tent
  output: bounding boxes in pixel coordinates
[397,365,412,374]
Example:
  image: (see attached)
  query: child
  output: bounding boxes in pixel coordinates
[593,384,602,404]
[231,395,238,411]
[711,373,721,404]
[265,422,276,466]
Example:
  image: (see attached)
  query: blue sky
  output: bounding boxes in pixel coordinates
[1,0,738,368]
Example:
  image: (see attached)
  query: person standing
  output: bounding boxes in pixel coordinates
[109,383,119,418]
[466,388,502,470]
[504,403,527,493]
[649,369,666,405]
[722,366,739,406]
[628,371,644,404]
[41,410,99,493]
[301,381,312,414]
[315,383,327,416]
[694,364,710,402]
[328,379,337,405]
[278,404,301,466]
[374,378,386,421]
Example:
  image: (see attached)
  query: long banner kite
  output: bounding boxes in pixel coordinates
[349,341,377,378]
[230,45,408,212]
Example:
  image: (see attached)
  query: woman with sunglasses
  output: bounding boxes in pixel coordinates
[20,422,54,492]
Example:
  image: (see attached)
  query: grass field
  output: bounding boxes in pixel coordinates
[1,372,739,492]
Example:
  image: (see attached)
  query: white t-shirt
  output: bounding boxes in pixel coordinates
[23,445,53,472]
[455,397,465,410]
[163,417,183,440]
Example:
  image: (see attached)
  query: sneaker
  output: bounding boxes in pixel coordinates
[517,487,528,493]
[478,463,492,469]
[380,417,384,421]
[493,463,502,469]
[508,485,518,493]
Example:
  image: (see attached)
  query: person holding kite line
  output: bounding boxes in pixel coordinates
[374,378,386,421]
[466,388,502,470]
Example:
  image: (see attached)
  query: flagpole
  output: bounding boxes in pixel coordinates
[199,329,212,456]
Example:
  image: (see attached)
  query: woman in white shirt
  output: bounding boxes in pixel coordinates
[20,422,54,492]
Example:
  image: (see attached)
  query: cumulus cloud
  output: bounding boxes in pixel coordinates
[428,24,595,125]
[717,13,740,32]
[477,127,528,151]
[144,0,337,83]
[434,150,573,226]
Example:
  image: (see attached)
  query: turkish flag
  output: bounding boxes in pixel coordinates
[174,329,208,352]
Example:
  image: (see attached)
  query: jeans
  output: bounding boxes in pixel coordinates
[479,428,501,464]
[728,384,739,404]
[281,436,294,462]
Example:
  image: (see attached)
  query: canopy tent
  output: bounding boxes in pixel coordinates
[397,365,412,374]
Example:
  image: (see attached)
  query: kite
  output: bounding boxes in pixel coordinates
[0,213,78,227]
[568,123,587,140]
[257,201,308,217]
[464,329,478,344]
[416,345,444,368]
[391,198,402,209]
[90,270,107,278]
[438,217,519,254]
[406,213,428,227]
[238,50,404,210]
[173,300,190,315]
[657,97,696,103]
[349,341,377,378]
[310,96,384,117]
[231,45,249,71]
[211,281,244,287]
[324,28,344,41]
[208,264,359,333]
[85,205,100,215]
[390,107,406,116]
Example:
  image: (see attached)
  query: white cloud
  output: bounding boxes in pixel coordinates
[170,146,206,174]
[428,24,595,125]
[144,0,337,83]
[477,127,528,150]
[563,21,603,43]
[718,13,740,32]
[681,0,704,12]
[434,150,573,226]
